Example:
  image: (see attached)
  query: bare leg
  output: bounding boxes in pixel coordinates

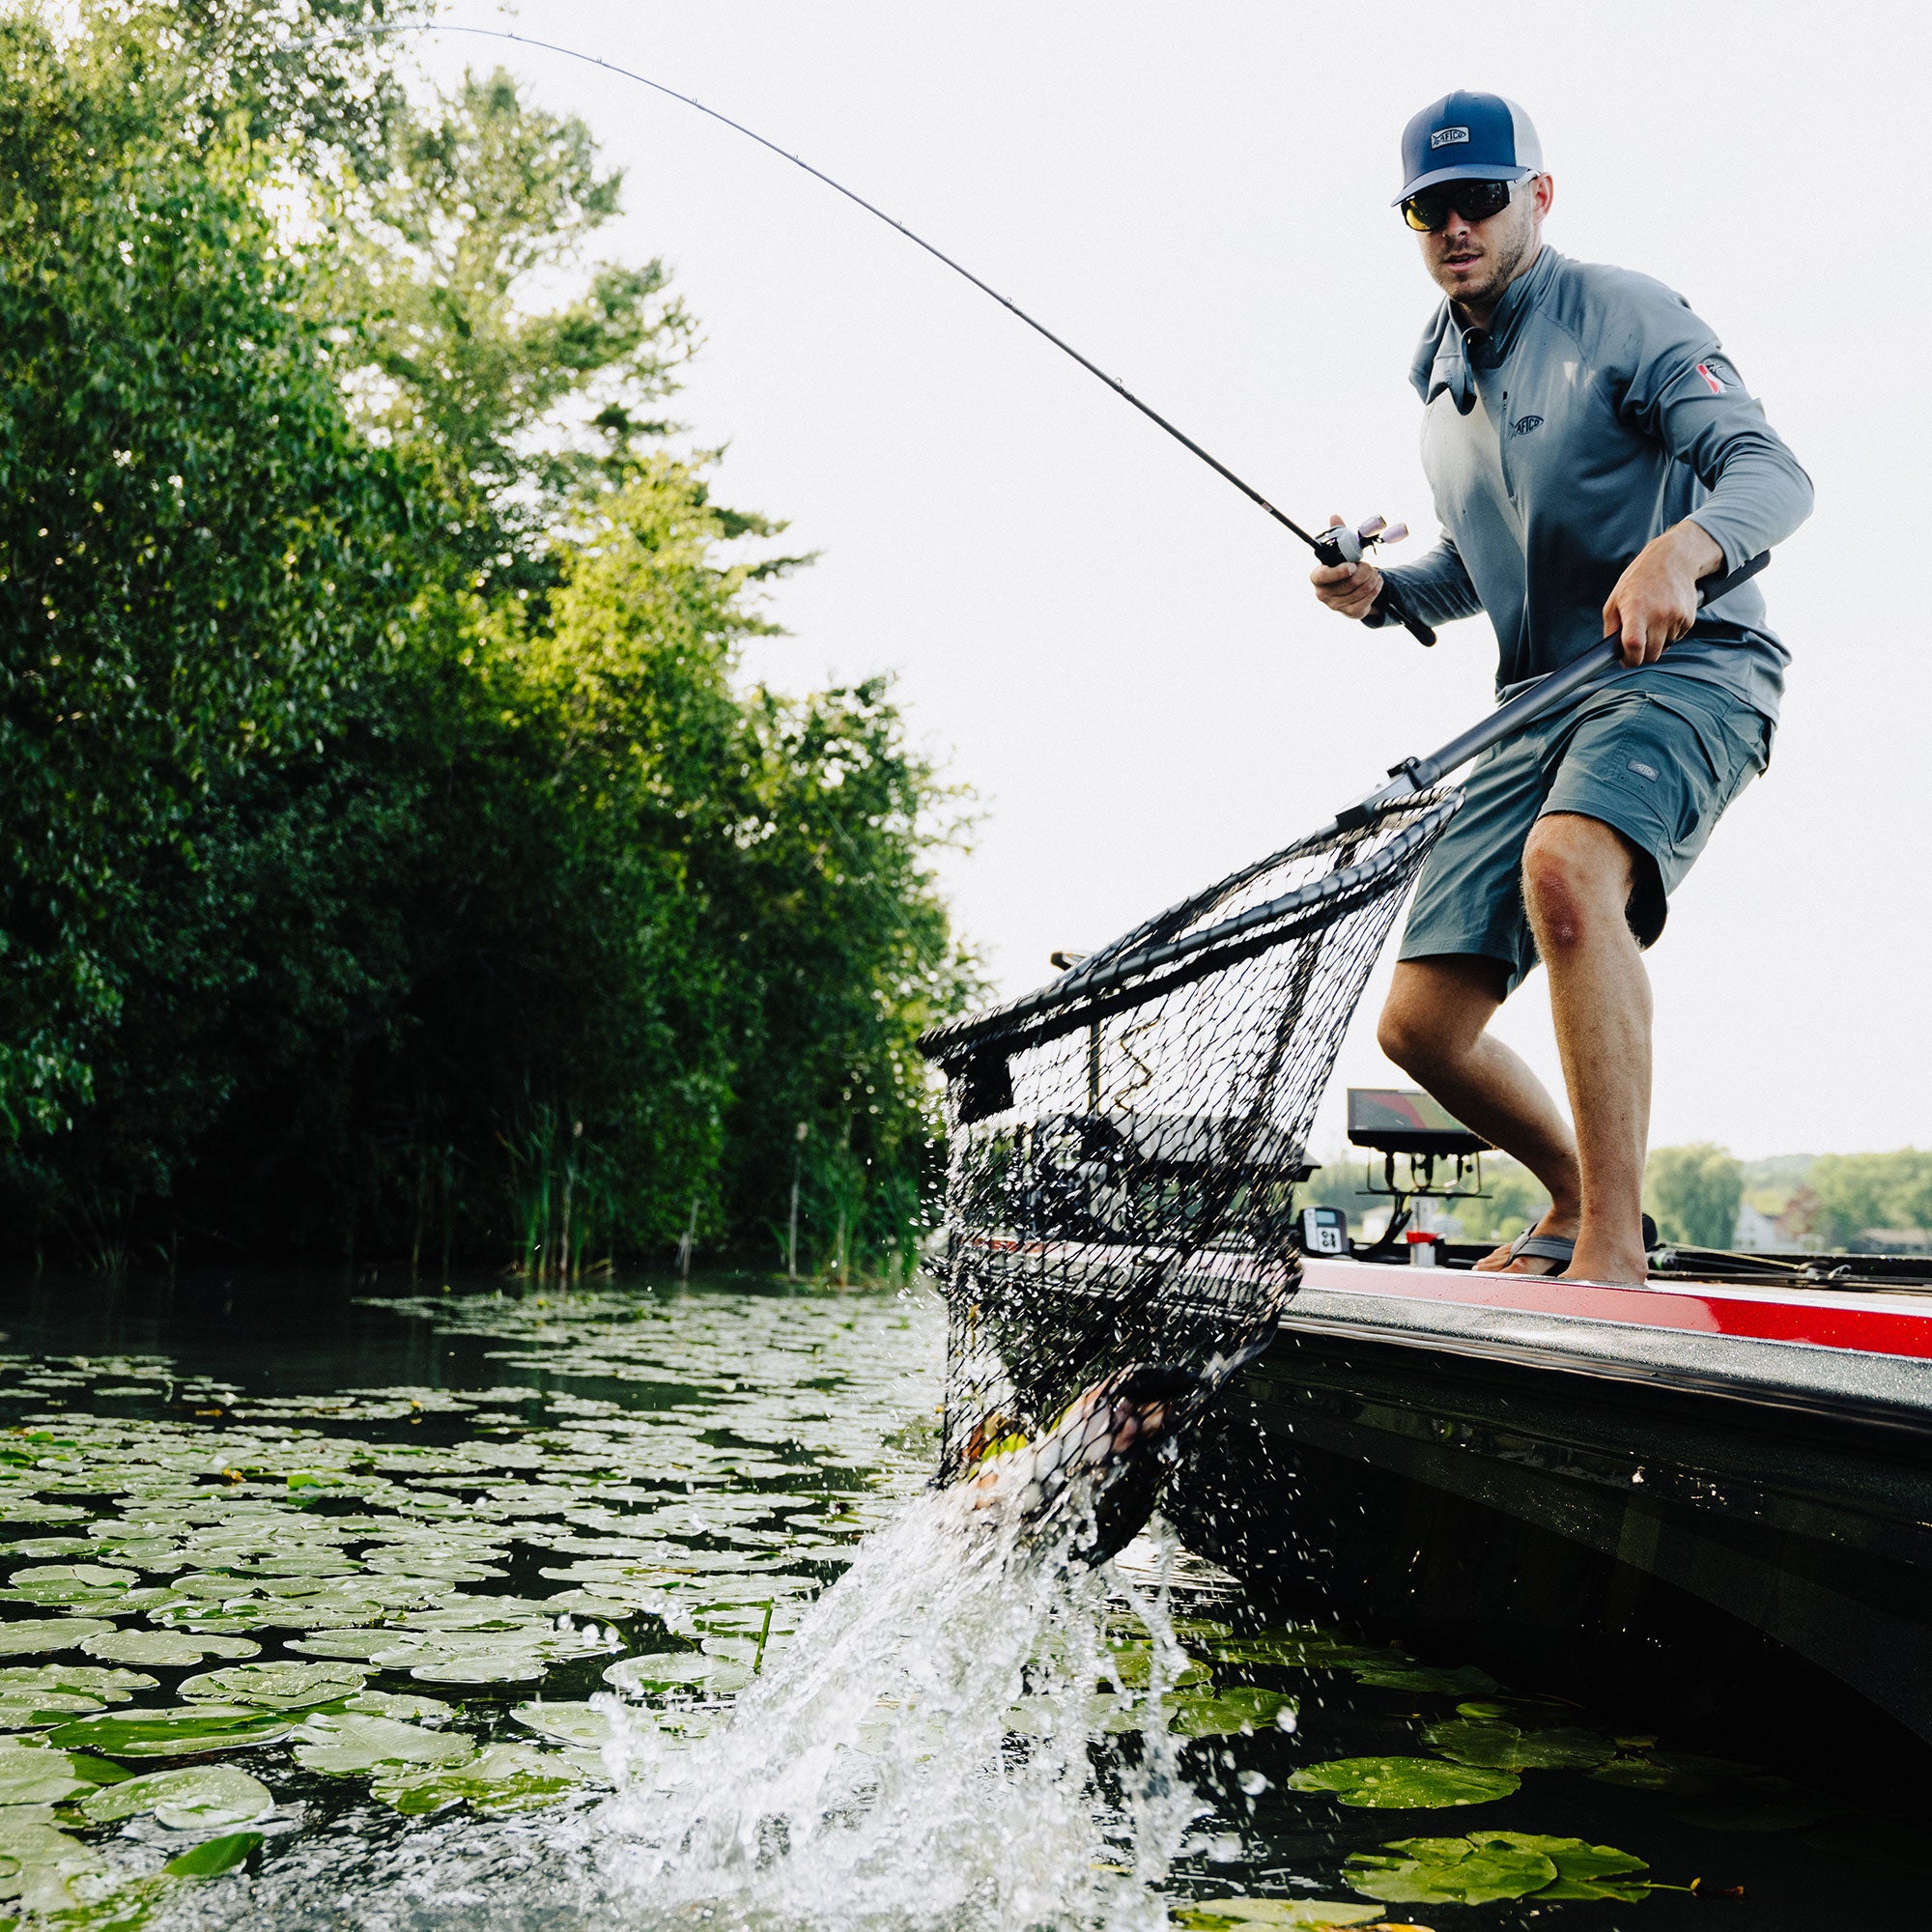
[1378,956,1580,1269]
[1520,813,1652,1285]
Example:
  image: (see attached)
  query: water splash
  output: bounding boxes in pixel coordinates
[155,1503,1207,1932]
[585,1494,1203,1931]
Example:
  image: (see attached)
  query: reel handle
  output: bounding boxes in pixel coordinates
[1376,582,1438,649]
[1313,516,1437,647]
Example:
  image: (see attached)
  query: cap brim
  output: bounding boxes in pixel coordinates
[1391,162,1535,207]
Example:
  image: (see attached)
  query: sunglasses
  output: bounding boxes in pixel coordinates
[1401,178,1520,233]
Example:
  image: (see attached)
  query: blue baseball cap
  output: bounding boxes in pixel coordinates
[1395,91,1543,205]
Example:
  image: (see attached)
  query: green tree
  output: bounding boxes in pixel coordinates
[1463,1157,1550,1244]
[330,69,704,582]
[1807,1151,1932,1248]
[0,7,977,1274]
[0,9,423,1204]
[1643,1143,1745,1249]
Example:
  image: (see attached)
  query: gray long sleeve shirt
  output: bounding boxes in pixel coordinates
[1372,245,1813,716]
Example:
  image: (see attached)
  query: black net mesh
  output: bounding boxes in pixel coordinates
[919,791,1461,1488]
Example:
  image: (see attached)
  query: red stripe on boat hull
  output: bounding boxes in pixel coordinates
[1300,1258,1932,1361]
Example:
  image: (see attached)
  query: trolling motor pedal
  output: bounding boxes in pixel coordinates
[1313,516,1437,649]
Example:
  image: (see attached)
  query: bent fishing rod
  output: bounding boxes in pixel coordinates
[296,20,1437,644]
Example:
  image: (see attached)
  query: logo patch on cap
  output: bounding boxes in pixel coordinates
[1430,127,1471,149]
[1695,362,1727,395]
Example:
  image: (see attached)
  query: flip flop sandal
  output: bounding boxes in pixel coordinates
[1498,1231,1576,1276]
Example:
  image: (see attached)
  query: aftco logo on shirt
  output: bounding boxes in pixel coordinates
[1511,414,1544,437]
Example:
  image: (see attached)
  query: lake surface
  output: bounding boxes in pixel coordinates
[0,1270,1912,1930]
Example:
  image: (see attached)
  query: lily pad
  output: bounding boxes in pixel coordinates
[78,1631,261,1668]
[406,1645,553,1687]
[1345,1832,1559,1905]
[0,1689,103,1729]
[178,1662,367,1709]
[164,1830,262,1877]
[1455,1695,1584,1724]
[1591,1749,1755,1796]
[511,1701,621,1748]
[604,1653,753,1696]
[0,1665,155,1704]
[292,1711,476,1776]
[285,1630,445,1665]
[1288,1755,1519,1809]
[339,1690,453,1723]
[0,1743,91,1804]
[81,1764,274,1830]
[0,1619,112,1657]
[1481,1831,1651,1901]
[3,1565,142,1610]
[1209,1631,1406,1672]
[1165,1688,1297,1739]
[0,1815,106,1908]
[51,1705,297,1758]
[1350,1662,1497,1697]
[1174,1903,1382,1930]
[1422,1717,1613,1771]
[1098,1642,1210,1690]
[370,1742,585,1815]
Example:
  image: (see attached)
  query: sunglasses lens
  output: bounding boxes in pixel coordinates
[1459,181,1514,222]
[1402,180,1517,231]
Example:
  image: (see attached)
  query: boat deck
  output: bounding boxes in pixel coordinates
[1285,1251,1932,1435]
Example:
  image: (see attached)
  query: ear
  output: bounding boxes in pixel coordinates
[1531,173,1555,223]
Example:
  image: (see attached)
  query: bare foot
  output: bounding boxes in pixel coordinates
[1474,1208,1580,1276]
[1559,1241,1648,1288]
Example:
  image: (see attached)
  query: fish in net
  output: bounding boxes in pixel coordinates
[917,789,1462,1561]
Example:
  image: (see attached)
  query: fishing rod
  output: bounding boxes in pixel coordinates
[295,20,1437,644]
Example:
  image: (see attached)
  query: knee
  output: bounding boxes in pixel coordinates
[1522,817,1628,953]
[1377,1000,1439,1078]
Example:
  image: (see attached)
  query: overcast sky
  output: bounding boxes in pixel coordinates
[424,0,1928,1163]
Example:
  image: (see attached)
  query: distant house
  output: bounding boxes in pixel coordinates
[1733,1194,1825,1253]
[1860,1228,1932,1255]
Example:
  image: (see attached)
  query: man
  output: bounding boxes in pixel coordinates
[1312,92,1811,1284]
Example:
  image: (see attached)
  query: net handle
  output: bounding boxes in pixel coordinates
[1335,552,1771,830]
[919,795,1458,1065]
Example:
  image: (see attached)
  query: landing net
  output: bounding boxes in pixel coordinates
[918,791,1461,1483]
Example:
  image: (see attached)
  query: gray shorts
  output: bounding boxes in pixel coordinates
[1399,668,1772,996]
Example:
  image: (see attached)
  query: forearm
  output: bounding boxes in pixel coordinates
[1684,436,1815,573]
[1369,549,1485,628]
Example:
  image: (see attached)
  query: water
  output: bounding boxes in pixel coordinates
[0,1270,1915,1930]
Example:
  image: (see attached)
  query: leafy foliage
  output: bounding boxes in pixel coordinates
[1644,1142,1745,1248]
[0,4,976,1272]
[1806,1149,1932,1248]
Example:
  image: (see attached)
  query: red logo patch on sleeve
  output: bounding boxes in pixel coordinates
[1695,361,1727,395]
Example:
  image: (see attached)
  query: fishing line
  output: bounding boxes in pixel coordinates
[285,19,1413,586]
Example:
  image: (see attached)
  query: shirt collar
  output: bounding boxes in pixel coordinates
[1411,245,1564,414]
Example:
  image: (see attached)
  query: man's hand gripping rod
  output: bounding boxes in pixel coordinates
[1333,550,1772,834]
[1312,516,1438,647]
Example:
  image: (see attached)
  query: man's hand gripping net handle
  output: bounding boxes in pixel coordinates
[1333,550,1772,833]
